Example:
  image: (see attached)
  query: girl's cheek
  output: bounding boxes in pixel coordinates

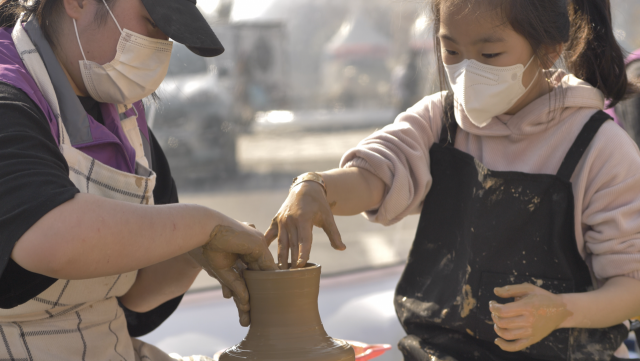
[442,53,457,65]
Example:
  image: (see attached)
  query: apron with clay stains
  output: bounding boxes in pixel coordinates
[394,94,629,361]
[0,16,211,361]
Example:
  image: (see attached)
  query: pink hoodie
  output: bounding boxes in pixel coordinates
[341,71,640,284]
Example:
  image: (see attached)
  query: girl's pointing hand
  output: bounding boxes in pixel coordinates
[490,283,572,352]
[265,180,345,270]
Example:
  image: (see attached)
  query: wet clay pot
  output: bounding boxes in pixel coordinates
[220,263,355,361]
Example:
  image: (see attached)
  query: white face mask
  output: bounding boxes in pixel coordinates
[444,56,539,127]
[73,0,173,104]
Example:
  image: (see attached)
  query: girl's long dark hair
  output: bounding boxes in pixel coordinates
[566,0,630,106]
[431,0,636,108]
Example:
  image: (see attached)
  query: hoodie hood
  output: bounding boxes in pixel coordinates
[454,70,605,137]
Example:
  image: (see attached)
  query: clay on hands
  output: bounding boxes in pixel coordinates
[188,248,249,320]
[264,181,345,270]
[189,223,278,326]
[489,283,573,352]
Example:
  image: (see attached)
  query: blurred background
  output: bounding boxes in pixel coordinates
[141,0,640,359]
[148,0,438,286]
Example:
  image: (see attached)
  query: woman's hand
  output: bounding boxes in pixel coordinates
[264,181,346,270]
[490,283,572,352]
[190,221,277,327]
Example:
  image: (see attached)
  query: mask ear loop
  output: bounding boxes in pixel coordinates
[73,19,88,62]
[73,0,122,60]
[524,55,537,70]
[100,0,123,34]
[523,56,540,92]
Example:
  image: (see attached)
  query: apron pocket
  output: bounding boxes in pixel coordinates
[476,272,574,361]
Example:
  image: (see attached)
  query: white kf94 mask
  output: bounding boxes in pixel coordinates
[444,56,539,127]
[73,0,173,105]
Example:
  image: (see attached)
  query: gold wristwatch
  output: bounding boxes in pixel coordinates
[291,172,327,195]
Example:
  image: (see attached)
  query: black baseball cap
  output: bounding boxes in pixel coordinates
[141,0,225,57]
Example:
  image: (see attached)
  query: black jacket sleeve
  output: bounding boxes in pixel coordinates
[0,81,78,308]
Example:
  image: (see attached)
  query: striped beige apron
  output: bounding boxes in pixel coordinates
[0,16,211,361]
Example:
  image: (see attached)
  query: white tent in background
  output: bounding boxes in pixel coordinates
[325,14,390,59]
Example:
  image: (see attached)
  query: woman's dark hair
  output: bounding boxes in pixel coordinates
[431,0,636,108]
[0,0,115,51]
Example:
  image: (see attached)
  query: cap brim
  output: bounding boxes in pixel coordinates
[141,0,225,57]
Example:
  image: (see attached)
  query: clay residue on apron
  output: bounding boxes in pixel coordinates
[510,186,542,212]
[532,278,545,287]
[528,196,541,211]
[569,328,620,360]
[455,284,477,318]
[454,266,477,318]
[474,159,504,198]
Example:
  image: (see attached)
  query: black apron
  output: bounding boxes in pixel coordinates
[394,94,629,361]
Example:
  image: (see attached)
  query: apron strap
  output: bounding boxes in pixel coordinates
[439,92,457,146]
[23,17,93,146]
[117,104,153,167]
[556,110,611,181]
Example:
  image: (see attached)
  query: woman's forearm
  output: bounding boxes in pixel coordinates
[319,167,385,216]
[11,193,234,280]
[560,276,640,328]
[119,253,202,313]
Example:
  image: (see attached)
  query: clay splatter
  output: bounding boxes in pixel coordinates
[474,159,504,197]
[460,285,477,317]
[456,284,477,318]
[528,197,541,211]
